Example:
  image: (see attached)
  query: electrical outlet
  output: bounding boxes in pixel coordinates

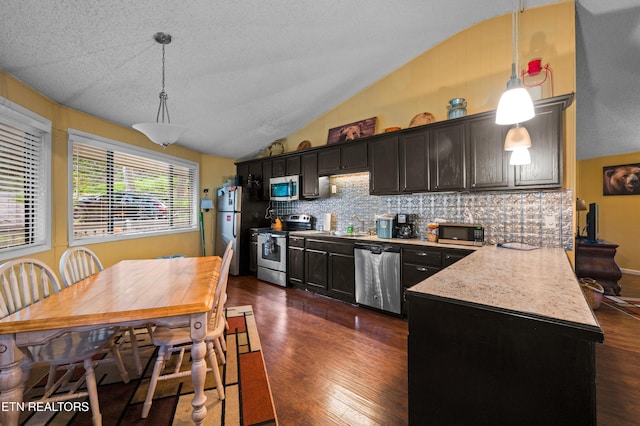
[544,215,556,229]
[331,185,337,194]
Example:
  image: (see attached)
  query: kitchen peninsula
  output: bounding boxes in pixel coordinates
[405,246,604,425]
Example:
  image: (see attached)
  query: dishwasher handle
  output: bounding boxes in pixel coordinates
[354,243,400,254]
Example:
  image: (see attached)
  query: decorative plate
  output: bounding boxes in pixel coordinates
[297,140,311,150]
[409,112,435,127]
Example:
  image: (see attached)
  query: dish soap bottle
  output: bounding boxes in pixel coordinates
[347,223,354,234]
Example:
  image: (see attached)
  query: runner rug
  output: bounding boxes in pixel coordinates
[602,295,640,320]
[19,305,277,425]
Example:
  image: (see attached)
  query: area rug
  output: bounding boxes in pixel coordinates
[602,295,640,320]
[19,305,277,425]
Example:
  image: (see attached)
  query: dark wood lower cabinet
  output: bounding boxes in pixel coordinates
[406,293,601,425]
[303,238,356,303]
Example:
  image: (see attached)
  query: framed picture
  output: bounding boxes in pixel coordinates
[327,117,377,145]
[603,163,640,195]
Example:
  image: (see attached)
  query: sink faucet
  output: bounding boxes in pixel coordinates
[352,215,365,232]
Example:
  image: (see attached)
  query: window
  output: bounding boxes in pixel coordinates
[0,97,52,261]
[68,129,199,244]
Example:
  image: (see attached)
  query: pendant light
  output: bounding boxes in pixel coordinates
[504,124,532,165]
[495,0,535,125]
[133,32,187,148]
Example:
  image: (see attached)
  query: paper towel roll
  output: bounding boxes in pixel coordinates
[323,213,332,232]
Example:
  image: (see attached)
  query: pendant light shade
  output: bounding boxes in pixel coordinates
[132,122,187,148]
[133,32,187,148]
[509,146,531,165]
[505,124,532,165]
[495,1,535,125]
[504,125,531,151]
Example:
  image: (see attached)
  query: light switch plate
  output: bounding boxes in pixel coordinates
[544,215,556,229]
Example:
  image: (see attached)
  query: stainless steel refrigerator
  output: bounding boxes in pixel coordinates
[216,184,268,275]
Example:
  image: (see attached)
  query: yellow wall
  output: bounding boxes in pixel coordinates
[0,69,236,269]
[285,1,577,259]
[577,152,640,272]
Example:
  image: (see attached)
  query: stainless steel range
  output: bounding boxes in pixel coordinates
[257,214,315,286]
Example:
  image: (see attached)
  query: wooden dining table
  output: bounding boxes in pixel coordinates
[0,255,222,426]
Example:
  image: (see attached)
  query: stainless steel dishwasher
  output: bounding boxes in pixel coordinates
[354,242,401,314]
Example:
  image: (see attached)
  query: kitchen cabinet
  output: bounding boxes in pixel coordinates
[261,160,272,200]
[286,155,301,175]
[287,236,305,287]
[468,115,510,190]
[272,155,301,177]
[369,134,400,195]
[514,101,563,188]
[406,291,600,425]
[271,157,286,177]
[249,228,259,275]
[399,129,430,193]
[318,141,368,175]
[236,94,574,195]
[301,152,321,198]
[298,237,356,303]
[429,121,468,191]
[401,245,472,315]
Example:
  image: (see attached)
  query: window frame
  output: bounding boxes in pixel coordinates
[67,129,200,246]
[0,97,52,262]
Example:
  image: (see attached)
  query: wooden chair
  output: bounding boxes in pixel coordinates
[0,258,123,426]
[59,246,143,375]
[141,248,233,418]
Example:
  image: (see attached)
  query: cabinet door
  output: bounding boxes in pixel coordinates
[305,249,328,291]
[514,103,562,188]
[288,247,305,287]
[341,142,368,172]
[249,241,258,274]
[301,153,320,197]
[468,115,510,190]
[442,249,473,267]
[318,147,341,175]
[328,253,355,302]
[236,163,249,188]
[286,155,301,175]
[430,123,468,191]
[262,160,272,199]
[272,158,286,177]
[400,130,429,193]
[369,135,400,194]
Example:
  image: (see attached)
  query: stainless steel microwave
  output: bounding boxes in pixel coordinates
[438,223,484,246]
[270,175,300,201]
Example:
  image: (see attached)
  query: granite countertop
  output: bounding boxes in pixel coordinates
[288,230,479,251]
[406,245,602,334]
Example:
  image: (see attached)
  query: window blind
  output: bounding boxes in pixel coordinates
[0,98,51,259]
[69,130,198,243]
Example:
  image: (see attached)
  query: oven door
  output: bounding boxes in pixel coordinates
[257,233,287,272]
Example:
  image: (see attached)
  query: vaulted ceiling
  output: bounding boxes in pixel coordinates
[0,1,633,160]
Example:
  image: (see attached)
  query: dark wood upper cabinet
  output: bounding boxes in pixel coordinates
[261,160,272,199]
[468,115,510,190]
[514,102,563,188]
[271,157,286,177]
[286,155,301,175]
[235,94,573,195]
[369,135,400,195]
[400,129,430,193]
[429,122,468,191]
[318,141,368,175]
[301,152,320,197]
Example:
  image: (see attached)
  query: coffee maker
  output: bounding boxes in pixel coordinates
[395,213,416,239]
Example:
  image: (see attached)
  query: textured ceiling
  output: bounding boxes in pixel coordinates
[1,1,624,161]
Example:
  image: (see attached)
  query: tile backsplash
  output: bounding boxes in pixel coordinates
[274,172,573,249]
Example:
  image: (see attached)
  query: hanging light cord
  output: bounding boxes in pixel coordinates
[156,42,171,124]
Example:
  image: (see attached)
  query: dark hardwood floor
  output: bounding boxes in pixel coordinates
[227,273,640,425]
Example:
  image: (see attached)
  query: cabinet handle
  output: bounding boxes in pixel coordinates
[417,252,429,256]
[416,267,428,272]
